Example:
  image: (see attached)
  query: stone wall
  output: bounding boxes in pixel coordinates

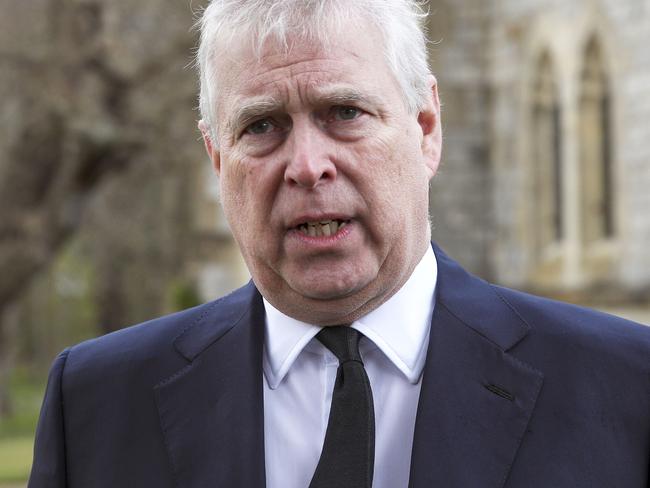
[429,0,650,299]
[427,0,495,278]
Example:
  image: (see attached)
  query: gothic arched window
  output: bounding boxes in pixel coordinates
[531,52,563,258]
[579,37,615,244]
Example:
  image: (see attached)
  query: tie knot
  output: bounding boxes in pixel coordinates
[316,326,363,364]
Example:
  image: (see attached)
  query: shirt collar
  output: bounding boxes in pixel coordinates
[263,246,437,389]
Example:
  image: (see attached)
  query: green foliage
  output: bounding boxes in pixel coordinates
[168,279,202,311]
[0,370,43,439]
[0,370,44,485]
[17,240,100,371]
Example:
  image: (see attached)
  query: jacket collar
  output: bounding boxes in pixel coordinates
[155,282,267,488]
[432,242,531,351]
[409,243,543,487]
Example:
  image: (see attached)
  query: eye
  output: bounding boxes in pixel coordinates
[331,106,362,121]
[245,118,275,135]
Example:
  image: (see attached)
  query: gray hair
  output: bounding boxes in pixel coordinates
[195,0,431,142]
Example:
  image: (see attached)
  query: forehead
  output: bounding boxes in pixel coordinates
[213,25,399,118]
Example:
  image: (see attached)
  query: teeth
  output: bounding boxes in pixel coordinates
[297,219,348,236]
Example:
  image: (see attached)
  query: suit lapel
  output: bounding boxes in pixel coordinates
[409,246,544,488]
[155,283,266,488]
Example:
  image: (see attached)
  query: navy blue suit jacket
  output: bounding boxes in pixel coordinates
[29,245,650,487]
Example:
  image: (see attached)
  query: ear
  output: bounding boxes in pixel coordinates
[198,119,221,176]
[417,75,442,180]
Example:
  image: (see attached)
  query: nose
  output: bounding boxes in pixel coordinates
[284,121,337,188]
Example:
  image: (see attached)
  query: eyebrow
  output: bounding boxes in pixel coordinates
[227,86,383,133]
[228,97,283,134]
[310,86,382,109]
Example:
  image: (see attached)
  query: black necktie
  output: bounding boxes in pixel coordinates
[309,326,375,488]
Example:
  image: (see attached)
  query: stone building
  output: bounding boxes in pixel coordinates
[425,0,650,303]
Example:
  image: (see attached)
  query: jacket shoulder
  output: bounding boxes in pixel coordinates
[62,282,256,387]
[493,285,650,371]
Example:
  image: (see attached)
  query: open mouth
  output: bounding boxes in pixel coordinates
[296,219,350,237]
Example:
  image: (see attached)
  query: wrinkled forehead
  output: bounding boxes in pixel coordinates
[213,22,391,106]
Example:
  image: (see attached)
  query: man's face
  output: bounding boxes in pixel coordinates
[201,24,441,325]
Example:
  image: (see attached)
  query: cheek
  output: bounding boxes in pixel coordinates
[356,133,429,224]
[220,163,244,203]
[220,156,283,231]
[218,160,254,235]
[359,133,418,194]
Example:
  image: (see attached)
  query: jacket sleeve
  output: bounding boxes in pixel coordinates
[28,349,71,488]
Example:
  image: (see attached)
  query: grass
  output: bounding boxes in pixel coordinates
[0,437,32,485]
[0,370,45,486]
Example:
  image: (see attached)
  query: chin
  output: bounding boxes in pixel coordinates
[292,276,370,302]
[288,259,379,296]
[297,285,357,302]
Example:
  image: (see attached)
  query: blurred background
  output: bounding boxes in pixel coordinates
[1,0,649,485]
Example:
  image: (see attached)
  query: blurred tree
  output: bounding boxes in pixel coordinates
[0,305,19,416]
[0,0,205,416]
[168,279,203,312]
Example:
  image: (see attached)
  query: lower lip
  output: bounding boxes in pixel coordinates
[288,222,354,246]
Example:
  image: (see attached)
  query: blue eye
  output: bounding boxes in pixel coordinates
[246,119,274,135]
[333,106,361,121]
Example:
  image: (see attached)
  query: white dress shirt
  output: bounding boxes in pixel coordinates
[263,247,437,488]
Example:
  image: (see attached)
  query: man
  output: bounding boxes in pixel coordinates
[29,1,650,487]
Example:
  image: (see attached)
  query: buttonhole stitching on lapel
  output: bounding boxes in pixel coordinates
[485,383,515,402]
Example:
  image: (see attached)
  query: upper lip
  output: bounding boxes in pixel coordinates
[287,214,352,229]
